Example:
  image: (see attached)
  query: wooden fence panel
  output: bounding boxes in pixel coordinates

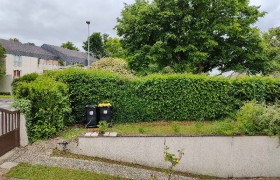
[0,108,20,156]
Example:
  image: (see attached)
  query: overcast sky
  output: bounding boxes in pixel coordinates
[0,0,279,52]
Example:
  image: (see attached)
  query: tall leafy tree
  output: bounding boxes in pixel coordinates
[105,37,126,58]
[0,44,6,80]
[263,27,280,51]
[83,32,108,59]
[262,27,280,74]
[61,41,80,51]
[115,0,271,74]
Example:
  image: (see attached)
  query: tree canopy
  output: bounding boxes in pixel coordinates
[27,42,36,46]
[9,38,20,42]
[61,41,79,51]
[83,32,108,59]
[115,0,272,74]
[0,44,6,80]
[90,57,133,77]
[263,27,280,55]
[105,37,126,58]
[262,26,280,74]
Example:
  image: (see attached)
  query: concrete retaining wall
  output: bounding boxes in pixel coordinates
[78,135,280,178]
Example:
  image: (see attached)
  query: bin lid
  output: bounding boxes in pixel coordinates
[98,103,112,107]
[86,105,97,108]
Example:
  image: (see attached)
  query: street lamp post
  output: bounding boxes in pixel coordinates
[86,21,90,68]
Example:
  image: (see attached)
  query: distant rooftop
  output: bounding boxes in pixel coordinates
[0,39,57,60]
[41,44,97,66]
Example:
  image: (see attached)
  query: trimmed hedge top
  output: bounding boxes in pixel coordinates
[14,68,280,124]
[40,69,279,124]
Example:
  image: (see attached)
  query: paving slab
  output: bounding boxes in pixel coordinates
[109,132,117,137]
[0,162,18,170]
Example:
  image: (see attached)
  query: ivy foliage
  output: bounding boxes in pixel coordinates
[13,76,74,142]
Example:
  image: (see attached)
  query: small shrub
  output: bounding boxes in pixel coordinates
[209,120,239,136]
[236,101,263,135]
[171,122,180,134]
[257,104,280,138]
[14,76,73,142]
[11,73,39,95]
[138,126,145,134]
[194,121,203,129]
[236,101,280,141]
[164,145,185,180]
[98,121,110,134]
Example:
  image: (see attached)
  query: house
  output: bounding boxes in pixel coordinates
[0,39,97,94]
[41,44,97,66]
[0,39,60,93]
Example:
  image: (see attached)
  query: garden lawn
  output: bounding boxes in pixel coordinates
[0,95,13,99]
[58,120,240,139]
[6,162,130,180]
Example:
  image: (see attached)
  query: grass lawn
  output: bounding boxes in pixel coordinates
[0,95,13,99]
[58,120,240,139]
[6,162,130,180]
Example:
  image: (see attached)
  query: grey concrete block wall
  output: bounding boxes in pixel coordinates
[77,136,280,178]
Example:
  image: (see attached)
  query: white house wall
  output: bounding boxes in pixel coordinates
[0,54,59,93]
[5,54,58,76]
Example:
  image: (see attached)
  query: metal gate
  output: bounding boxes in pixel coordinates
[0,108,20,156]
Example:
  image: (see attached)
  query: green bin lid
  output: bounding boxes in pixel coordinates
[86,105,97,108]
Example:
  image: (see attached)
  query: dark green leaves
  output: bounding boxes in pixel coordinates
[115,0,271,74]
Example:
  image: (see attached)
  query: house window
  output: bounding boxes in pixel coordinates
[13,70,22,78]
[13,55,22,67]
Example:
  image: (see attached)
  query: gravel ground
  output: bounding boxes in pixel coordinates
[0,99,14,110]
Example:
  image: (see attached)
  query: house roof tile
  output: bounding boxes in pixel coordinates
[41,44,98,66]
[0,39,58,60]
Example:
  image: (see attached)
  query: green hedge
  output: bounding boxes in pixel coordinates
[44,69,234,123]
[11,73,39,95]
[0,92,10,95]
[13,76,73,142]
[14,69,280,126]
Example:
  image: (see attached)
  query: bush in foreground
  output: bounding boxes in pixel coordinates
[13,76,74,142]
